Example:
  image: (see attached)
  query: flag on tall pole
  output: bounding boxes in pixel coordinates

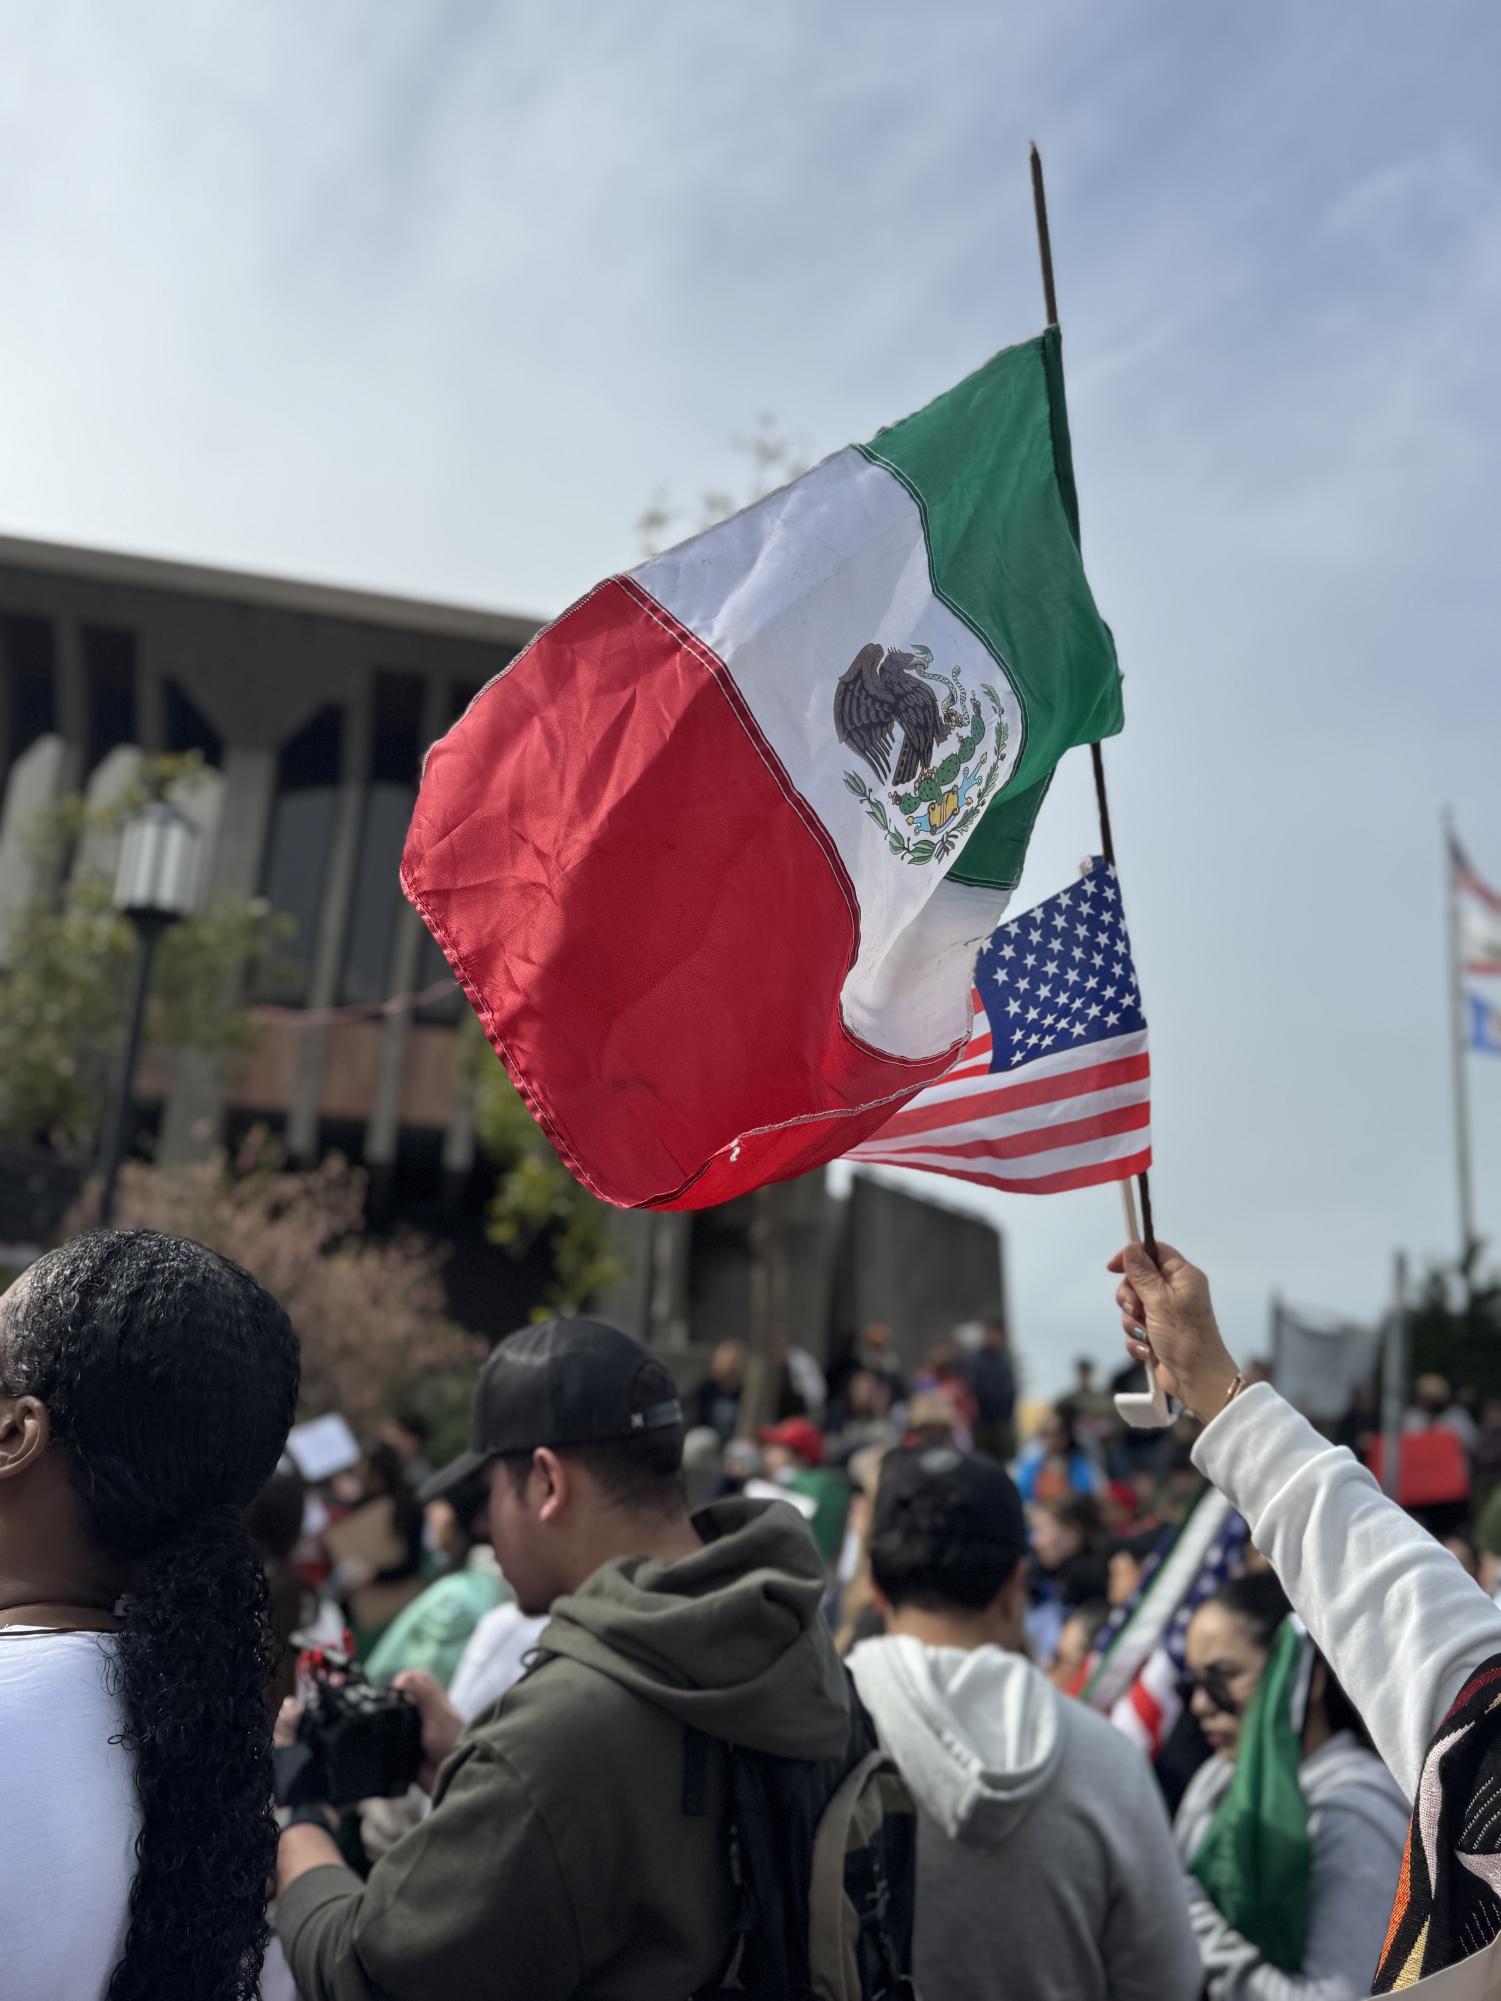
[1470,994,1501,1059]
[845,857,1149,1193]
[1446,819,1498,1267]
[404,334,1122,1210]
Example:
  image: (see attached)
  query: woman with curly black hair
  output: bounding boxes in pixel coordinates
[0,1228,299,2000]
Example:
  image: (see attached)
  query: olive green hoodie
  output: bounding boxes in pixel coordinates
[278,1498,852,2001]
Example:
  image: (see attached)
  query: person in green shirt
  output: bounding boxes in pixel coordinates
[760,1417,849,1567]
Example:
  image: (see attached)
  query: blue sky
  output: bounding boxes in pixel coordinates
[4,2,1499,1396]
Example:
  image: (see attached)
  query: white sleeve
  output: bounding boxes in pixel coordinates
[1193,1384,1501,1796]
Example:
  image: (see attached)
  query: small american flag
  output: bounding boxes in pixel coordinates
[848,856,1150,1193]
[1104,1495,1249,1759]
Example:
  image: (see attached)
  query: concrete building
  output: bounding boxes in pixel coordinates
[0,534,1003,1360]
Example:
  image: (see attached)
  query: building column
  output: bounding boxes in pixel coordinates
[158,744,276,1163]
[136,639,166,754]
[25,616,90,907]
[53,615,87,797]
[286,689,372,1163]
[440,1084,476,1191]
[0,736,71,964]
[364,678,448,1206]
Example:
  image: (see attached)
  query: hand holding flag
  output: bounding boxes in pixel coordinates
[1110,1240,1243,1427]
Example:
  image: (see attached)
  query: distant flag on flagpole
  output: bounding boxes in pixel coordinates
[846,856,1149,1194]
[1452,836,1501,914]
[1469,994,1501,1059]
[1452,836,1501,974]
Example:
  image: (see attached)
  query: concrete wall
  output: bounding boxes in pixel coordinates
[833,1173,1005,1368]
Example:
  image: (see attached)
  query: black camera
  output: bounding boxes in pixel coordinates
[274,1647,425,1808]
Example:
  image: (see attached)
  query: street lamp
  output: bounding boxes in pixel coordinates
[96,800,202,1226]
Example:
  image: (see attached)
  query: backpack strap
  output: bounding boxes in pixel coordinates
[808,1749,918,2001]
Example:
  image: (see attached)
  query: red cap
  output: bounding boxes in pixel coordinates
[760,1417,824,1466]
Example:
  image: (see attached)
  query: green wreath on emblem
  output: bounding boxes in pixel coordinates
[842,678,1009,867]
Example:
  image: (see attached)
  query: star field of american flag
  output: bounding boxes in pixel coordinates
[849,855,1152,1196]
[977,858,1145,1069]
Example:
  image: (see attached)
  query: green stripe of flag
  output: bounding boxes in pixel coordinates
[859,329,1121,890]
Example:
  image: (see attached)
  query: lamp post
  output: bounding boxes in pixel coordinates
[96,800,202,1226]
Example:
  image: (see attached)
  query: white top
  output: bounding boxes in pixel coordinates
[448,1604,550,1722]
[0,1630,139,1998]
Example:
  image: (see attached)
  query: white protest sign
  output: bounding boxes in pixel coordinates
[285,1412,362,1484]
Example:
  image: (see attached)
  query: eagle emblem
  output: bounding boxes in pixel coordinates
[833,643,959,787]
[835,641,1010,867]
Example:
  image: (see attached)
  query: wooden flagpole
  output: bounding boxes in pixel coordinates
[1029,142,1158,1264]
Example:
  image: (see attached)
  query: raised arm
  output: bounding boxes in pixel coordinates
[1109,1241,1501,1797]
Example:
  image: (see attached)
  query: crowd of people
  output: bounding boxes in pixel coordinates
[12,1225,1501,1997]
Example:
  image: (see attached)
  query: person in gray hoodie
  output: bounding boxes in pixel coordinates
[850,1445,1201,2001]
[275,1319,860,2001]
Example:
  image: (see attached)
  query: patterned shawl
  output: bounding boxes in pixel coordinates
[1375,1656,1501,1990]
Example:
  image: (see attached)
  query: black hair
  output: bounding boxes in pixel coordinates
[499,1424,687,1517]
[1034,1490,1104,1544]
[364,1438,424,1575]
[1111,1527,1164,1566]
[1046,1402,1083,1453]
[441,1469,493,1545]
[0,1230,299,2001]
[499,1359,687,1518]
[248,1463,310,1716]
[1207,1570,1291,1651]
[247,1461,306,1565]
[869,1484,1026,1614]
[1062,1597,1112,1652]
[1206,1570,1372,1747]
[390,1407,430,1444]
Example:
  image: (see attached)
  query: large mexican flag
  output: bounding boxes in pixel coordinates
[403,329,1121,1209]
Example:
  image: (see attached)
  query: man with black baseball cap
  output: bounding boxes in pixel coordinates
[848,1446,1200,2001]
[276,1317,857,2001]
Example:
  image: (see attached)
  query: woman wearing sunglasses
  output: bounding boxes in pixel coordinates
[1173,1571,1407,1999]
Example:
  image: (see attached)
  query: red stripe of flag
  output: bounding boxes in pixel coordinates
[873,1050,1150,1142]
[873,1100,1149,1164]
[1128,1673,1165,1742]
[946,1034,994,1075]
[855,1146,1152,1197]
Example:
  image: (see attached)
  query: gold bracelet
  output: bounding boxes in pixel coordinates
[1190,1371,1245,1426]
